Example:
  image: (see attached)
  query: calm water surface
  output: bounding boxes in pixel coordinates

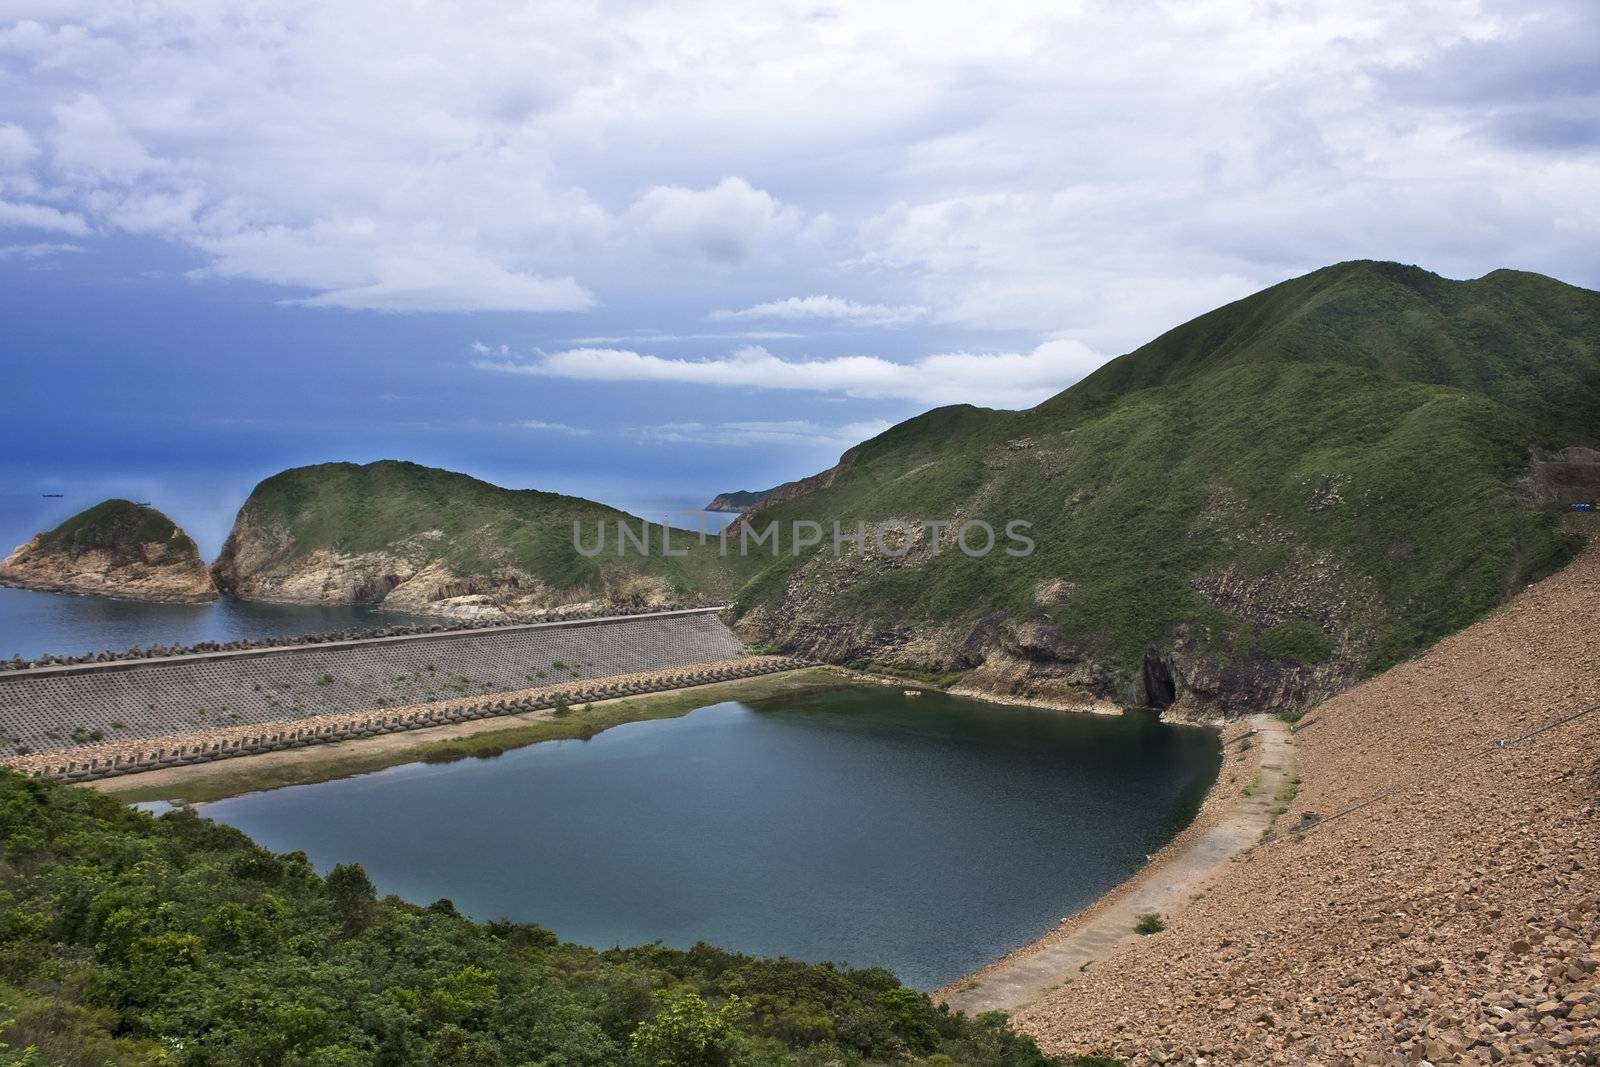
[0,586,437,660]
[204,685,1220,989]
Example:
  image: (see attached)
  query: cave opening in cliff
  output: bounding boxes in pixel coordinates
[1142,651,1176,709]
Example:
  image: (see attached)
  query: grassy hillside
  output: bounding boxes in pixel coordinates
[213,461,763,610]
[29,500,195,563]
[731,262,1600,713]
[0,770,1093,1066]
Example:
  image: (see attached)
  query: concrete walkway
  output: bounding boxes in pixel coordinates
[940,714,1295,1015]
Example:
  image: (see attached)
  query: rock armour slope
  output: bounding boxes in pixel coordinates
[1014,526,1600,1066]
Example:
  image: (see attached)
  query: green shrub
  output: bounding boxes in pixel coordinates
[1133,912,1166,936]
[630,990,741,1067]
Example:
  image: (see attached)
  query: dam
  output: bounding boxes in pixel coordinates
[0,607,800,776]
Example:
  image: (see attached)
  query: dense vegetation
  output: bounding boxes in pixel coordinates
[212,460,766,604]
[0,771,1097,1066]
[732,262,1600,710]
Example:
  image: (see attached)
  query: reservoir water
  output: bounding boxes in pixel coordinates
[0,585,439,660]
[204,684,1220,989]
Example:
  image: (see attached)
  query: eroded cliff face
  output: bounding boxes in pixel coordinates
[0,501,216,603]
[733,514,1378,718]
[210,501,672,620]
[738,598,1367,718]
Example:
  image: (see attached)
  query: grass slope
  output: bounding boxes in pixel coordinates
[731,262,1600,710]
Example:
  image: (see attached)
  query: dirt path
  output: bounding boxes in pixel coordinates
[939,713,1295,1016]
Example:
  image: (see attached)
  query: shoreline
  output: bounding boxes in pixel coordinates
[936,712,1293,1014]
[76,658,1268,1002]
[828,663,1127,717]
[86,665,1142,805]
[0,575,218,605]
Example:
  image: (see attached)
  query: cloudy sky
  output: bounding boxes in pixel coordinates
[2,0,1597,551]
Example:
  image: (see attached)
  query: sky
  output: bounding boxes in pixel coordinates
[1,0,1598,555]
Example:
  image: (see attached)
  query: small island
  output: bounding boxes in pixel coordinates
[0,499,217,603]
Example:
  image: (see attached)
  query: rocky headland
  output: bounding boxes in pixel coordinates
[704,487,777,512]
[209,460,759,620]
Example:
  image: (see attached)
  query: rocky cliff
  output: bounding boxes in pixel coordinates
[730,262,1600,717]
[212,460,761,619]
[0,500,217,603]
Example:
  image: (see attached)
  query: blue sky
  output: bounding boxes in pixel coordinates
[2,1,1598,556]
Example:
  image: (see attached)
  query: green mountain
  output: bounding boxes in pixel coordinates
[212,461,762,616]
[0,499,216,603]
[729,262,1600,714]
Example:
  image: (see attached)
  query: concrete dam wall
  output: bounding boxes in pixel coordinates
[0,608,750,759]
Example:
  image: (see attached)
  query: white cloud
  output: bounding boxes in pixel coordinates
[0,241,81,260]
[635,419,892,448]
[0,199,89,234]
[518,420,592,436]
[710,295,927,327]
[626,177,808,263]
[477,339,1107,409]
[568,330,803,344]
[0,123,39,171]
[0,0,1596,334]
[49,95,161,183]
[291,266,593,314]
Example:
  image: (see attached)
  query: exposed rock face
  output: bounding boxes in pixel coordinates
[736,538,1127,710]
[211,508,665,620]
[733,512,1375,716]
[1520,445,1600,505]
[0,500,216,603]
